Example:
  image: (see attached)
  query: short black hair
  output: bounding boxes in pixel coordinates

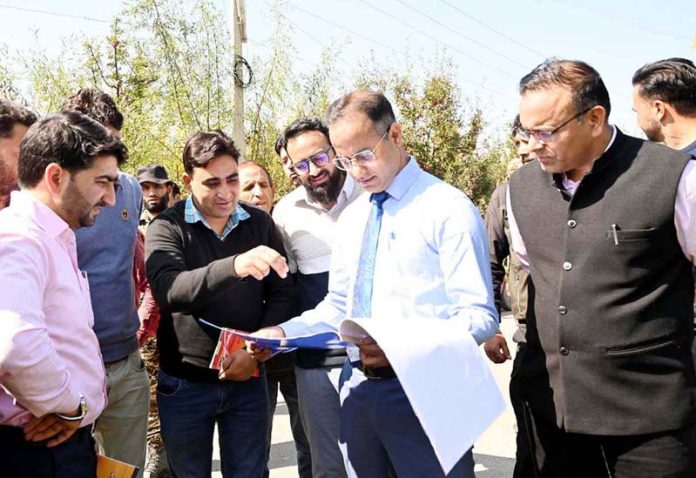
[511,114,522,137]
[0,99,37,138]
[182,130,240,175]
[519,58,611,119]
[326,90,396,134]
[281,117,330,149]
[632,58,696,117]
[274,134,286,156]
[18,111,128,188]
[169,181,181,196]
[61,88,124,131]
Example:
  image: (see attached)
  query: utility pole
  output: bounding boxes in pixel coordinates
[230,0,247,156]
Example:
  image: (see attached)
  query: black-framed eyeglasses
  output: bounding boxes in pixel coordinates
[518,107,592,143]
[288,147,335,175]
[333,125,392,171]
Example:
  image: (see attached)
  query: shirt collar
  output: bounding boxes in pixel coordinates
[384,156,420,201]
[604,124,617,153]
[184,196,250,240]
[559,125,618,190]
[682,137,696,156]
[140,210,156,226]
[9,190,71,239]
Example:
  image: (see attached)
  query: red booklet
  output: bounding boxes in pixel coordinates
[209,329,260,378]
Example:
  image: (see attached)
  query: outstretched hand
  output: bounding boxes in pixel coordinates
[234,246,289,280]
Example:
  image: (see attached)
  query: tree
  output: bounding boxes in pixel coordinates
[1,0,513,209]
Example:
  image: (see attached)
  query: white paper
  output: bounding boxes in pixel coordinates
[340,317,505,475]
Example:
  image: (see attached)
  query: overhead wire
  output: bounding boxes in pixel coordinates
[290,0,514,77]
[0,4,107,23]
[393,0,531,70]
[295,4,516,100]
[246,39,321,68]
[261,0,353,69]
[436,0,546,59]
[287,3,411,59]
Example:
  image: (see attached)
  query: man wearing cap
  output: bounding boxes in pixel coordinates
[135,164,173,477]
[138,164,173,233]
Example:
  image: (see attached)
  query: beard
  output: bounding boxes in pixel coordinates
[642,120,663,143]
[145,194,168,214]
[304,168,346,206]
[63,179,107,228]
[0,158,18,207]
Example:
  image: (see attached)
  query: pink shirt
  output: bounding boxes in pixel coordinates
[0,191,107,427]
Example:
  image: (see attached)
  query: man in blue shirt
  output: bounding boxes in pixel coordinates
[256,91,497,477]
[63,89,150,474]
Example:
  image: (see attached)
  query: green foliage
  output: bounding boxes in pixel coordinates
[386,70,511,209]
[1,0,513,210]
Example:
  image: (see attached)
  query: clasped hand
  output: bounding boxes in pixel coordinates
[219,349,258,381]
[358,336,390,368]
[23,412,81,447]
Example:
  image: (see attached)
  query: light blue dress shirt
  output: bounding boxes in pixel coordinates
[184,196,250,240]
[281,157,498,345]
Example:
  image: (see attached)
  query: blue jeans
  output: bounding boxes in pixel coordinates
[157,370,269,478]
[339,362,475,478]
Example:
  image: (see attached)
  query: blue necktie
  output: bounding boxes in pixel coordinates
[352,191,390,318]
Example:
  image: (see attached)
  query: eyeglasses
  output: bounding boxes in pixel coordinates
[289,147,334,175]
[518,107,592,143]
[333,127,391,171]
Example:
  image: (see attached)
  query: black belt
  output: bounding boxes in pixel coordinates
[355,361,397,380]
[104,354,129,367]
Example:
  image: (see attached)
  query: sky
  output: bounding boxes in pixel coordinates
[1,0,694,137]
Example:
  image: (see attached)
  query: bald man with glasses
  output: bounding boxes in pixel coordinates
[258,92,497,477]
[506,59,696,477]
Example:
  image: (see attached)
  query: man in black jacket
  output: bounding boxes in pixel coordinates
[508,59,696,477]
[145,130,295,478]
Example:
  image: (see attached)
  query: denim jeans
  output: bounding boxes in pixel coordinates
[157,370,269,478]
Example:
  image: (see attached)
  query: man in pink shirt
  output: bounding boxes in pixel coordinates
[0,111,127,477]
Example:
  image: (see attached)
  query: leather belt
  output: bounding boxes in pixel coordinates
[355,361,397,380]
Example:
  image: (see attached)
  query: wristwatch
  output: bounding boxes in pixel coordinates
[56,393,87,422]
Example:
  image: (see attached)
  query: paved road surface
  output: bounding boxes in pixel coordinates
[212,314,519,477]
